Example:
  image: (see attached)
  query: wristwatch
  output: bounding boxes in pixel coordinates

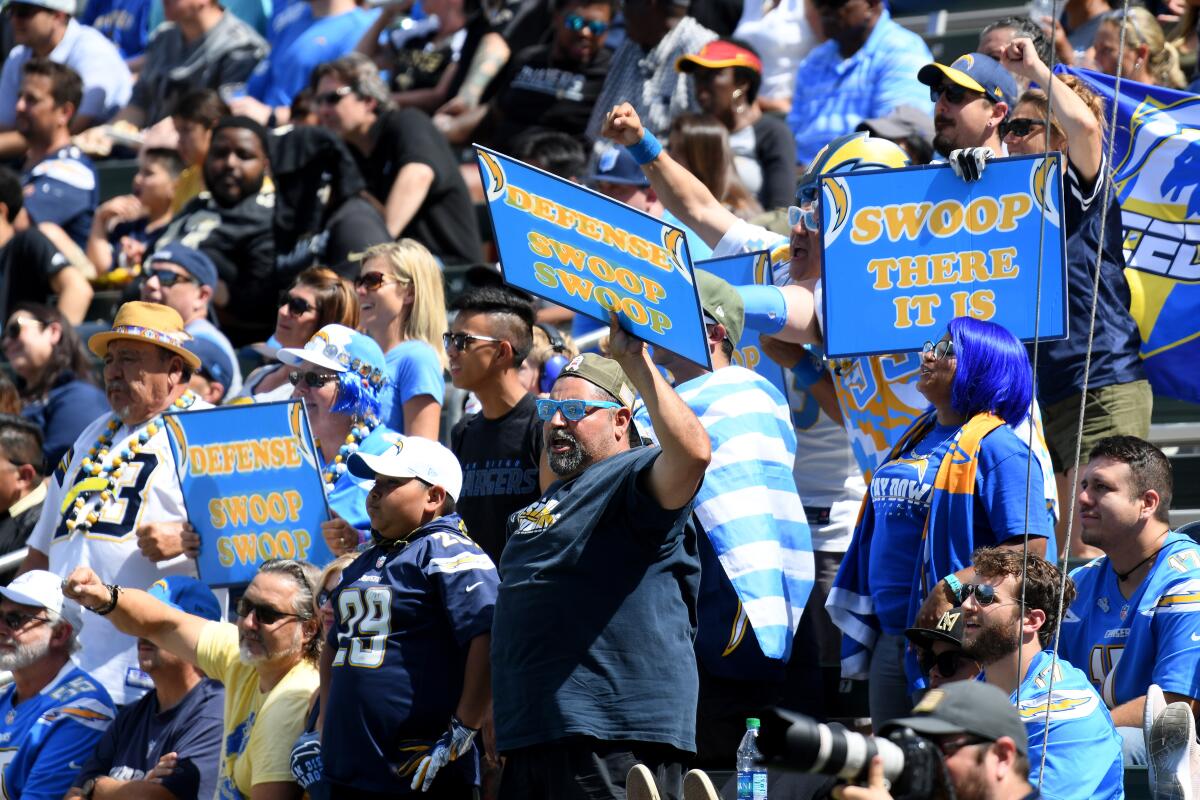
[79,778,97,799]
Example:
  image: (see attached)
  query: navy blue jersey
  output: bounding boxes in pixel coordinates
[75,678,224,800]
[1059,531,1200,707]
[21,146,99,248]
[324,514,497,793]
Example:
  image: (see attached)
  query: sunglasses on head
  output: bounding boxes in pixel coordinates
[315,85,353,106]
[535,398,621,421]
[354,271,400,291]
[2,316,41,340]
[279,291,314,316]
[930,83,980,105]
[287,370,337,388]
[0,609,50,630]
[563,12,608,34]
[148,268,197,288]
[1000,117,1047,138]
[442,331,504,352]
[917,648,973,677]
[236,597,304,625]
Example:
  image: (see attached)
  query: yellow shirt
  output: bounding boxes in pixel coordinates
[196,622,319,799]
[171,166,204,216]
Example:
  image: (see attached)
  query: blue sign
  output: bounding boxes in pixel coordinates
[163,400,334,588]
[694,251,787,397]
[475,145,712,370]
[819,153,1068,358]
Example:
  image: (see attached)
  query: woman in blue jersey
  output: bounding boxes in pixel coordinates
[355,241,447,439]
[276,323,400,547]
[828,316,1054,728]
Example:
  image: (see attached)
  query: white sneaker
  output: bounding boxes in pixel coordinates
[1148,700,1195,800]
[683,769,720,800]
[627,763,661,800]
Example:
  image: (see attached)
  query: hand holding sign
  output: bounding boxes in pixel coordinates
[181,523,201,559]
[136,521,187,562]
[602,103,645,147]
[322,513,359,557]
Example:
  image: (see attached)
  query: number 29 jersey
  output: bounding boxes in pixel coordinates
[1059,530,1200,708]
[324,514,497,793]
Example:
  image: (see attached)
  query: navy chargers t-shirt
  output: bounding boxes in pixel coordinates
[492,446,700,753]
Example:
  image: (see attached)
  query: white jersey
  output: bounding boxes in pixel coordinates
[28,398,214,705]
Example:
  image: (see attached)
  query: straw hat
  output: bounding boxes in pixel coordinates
[88,301,202,371]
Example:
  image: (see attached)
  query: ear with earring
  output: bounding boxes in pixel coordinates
[732,88,747,114]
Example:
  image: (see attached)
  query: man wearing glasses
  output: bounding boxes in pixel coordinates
[491,324,710,799]
[0,570,115,800]
[916,52,1017,179]
[64,558,322,800]
[140,244,243,398]
[951,548,1123,800]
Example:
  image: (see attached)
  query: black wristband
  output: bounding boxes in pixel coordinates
[92,584,120,616]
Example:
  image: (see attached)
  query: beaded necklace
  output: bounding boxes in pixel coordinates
[321,416,380,492]
[65,390,198,533]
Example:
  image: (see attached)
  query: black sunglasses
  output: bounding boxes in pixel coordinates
[929,83,980,105]
[961,583,1008,606]
[442,331,504,352]
[315,85,353,106]
[935,735,991,758]
[148,268,197,288]
[5,4,43,17]
[564,12,608,34]
[236,597,304,625]
[353,271,398,291]
[2,316,41,341]
[318,588,333,607]
[279,291,314,316]
[918,648,972,677]
[1000,117,1047,138]
[287,370,337,388]
[0,610,51,629]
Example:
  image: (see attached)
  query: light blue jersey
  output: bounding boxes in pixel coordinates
[0,663,114,800]
[1013,649,1124,800]
[1059,530,1200,707]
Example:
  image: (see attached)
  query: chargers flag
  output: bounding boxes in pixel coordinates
[1063,66,1200,403]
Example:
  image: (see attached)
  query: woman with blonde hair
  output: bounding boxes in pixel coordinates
[1090,7,1187,89]
[355,240,447,438]
[239,267,360,403]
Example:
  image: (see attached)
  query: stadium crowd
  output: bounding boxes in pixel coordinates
[0,0,1195,797]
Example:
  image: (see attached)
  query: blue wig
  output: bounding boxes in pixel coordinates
[330,370,384,420]
[947,317,1032,425]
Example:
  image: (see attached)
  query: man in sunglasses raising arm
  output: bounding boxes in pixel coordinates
[64,558,322,800]
[491,317,710,800]
[916,52,1016,180]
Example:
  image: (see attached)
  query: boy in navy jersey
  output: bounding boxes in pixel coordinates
[321,436,497,799]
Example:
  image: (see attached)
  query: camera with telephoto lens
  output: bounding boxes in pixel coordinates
[755,710,946,800]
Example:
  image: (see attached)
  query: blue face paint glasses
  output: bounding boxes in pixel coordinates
[536,398,622,421]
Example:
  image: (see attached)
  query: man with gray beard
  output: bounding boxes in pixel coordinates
[491,317,711,800]
[0,570,114,799]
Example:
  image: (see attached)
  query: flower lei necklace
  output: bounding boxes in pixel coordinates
[321,416,379,492]
[66,390,198,533]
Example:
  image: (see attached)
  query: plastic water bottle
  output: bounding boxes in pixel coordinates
[1028,0,1055,25]
[736,718,768,800]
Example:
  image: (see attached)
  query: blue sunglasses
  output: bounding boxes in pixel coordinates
[564,12,608,35]
[536,398,621,421]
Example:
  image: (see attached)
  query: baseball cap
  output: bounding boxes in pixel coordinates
[857,105,935,149]
[880,680,1029,756]
[347,435,463,502]
[0,570,84,634]
[555,353,636,407]
[147,576,222,622]
[675,40,763,74]
[904,606,966,650]
[277,324,387,388]
[586,147,650,188]
[184,338,237,395]
[146,245,219,289]
[696,269,744,346]
[918,52,1018,109]
[4,0,75,15]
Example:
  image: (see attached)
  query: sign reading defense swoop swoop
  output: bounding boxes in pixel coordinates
[164,400,334,587]
[820,153,1069,358]
[475,145,712,370]
[695,251,787,397]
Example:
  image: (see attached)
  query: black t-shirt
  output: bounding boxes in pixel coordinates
[156,188,277,344]
[0,227,68,320]
[492,446,700,752]
[752,114,798,210]
[354,109,483,266]
[450,392,543,562]
[75,678,225,800]
[389,13,490,97]
[485,43,612,148]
